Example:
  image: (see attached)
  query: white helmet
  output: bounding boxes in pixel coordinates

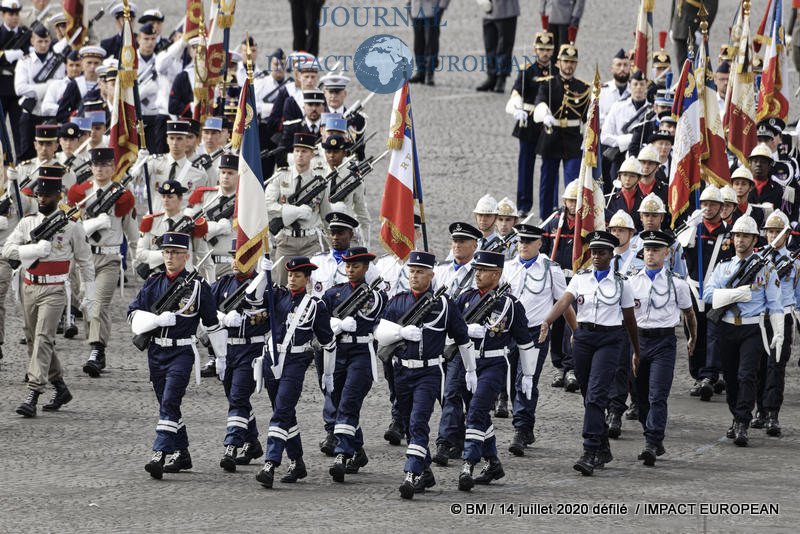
[763,209,789,230]
[638,192,666,214]
[637,144,660,164]
[698,185,723,203]
[731,215,759,235]
[563,180,579,200]
[496,196,519,217]
[473,194,498,214]
[749,143,774,162]
[608,209,636,230]
[618,156,643,175]
[720,185,737,204]
[731,166,755,184]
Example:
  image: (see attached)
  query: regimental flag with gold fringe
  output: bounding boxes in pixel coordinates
[572,67,606,272]
[183,0,205,42]
[109,0,139,182]
[724,0,758,168]
[757,0,790,122]
[697,24,731,187]
[62,0,87,49]
[379,82,416,261]
[231,70,268,273]
[206,0,236,88]
[633,0,654,77]
[192,19,210,122]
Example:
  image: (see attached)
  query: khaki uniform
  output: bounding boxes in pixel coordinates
[185,185,236,278]
[265,166,332,285]
[10,157,78,195]
[0,186,37,344]
[135,211,215,282]
[2,211,94,392]
[56,150,91,174]
[322,160,371,246]
[131,152,208,212]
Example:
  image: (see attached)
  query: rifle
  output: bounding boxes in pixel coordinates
[332,276,383,319]
[72,159,93,184]
[602,102,655,161]
[85,0,115,36]
[260,76,292,101]
[132,251,214,350]
[774,247,800,280]
[707,226,789,324]
[329,148,388,203]
[83,170,143,240]
[376,285,448,363]
[450,233,517,300]
[33,28,83,83]
[160,191,229,247]
[5,4,51,51]
[191,142,232,170]
[443,282,511,361]
[342,92,375,120]
[154,21,183,54]
[0,176,31,216]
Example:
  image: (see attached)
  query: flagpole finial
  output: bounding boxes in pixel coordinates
[245,31,254,84]
[698,3,709,36]
[592,64,601,99]
[122,0,131,20]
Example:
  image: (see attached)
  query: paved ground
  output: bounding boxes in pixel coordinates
[2,1,800,532]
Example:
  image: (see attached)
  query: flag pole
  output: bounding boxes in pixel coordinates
[407,84,428,251]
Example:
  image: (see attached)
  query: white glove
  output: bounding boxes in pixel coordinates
[145,249,164,269]
[543,114,557,127]
[258,256,273,272]
[520,375,534,400]
[222,309,243,328]
[282,204,313,225]
[4,49,23,63]
[322,373,334,393]
[513,109,528,126]
[53,37,69,55]
[341,316,357,332]
[182,206,199,218]
[476,0,493,13]
[0,217,8,230]
[33,240,52,258]
[330,317,343,335]
[616,133,633,151]
[400,324,422,342]
[787,34,793,46]
[712,286,752,309]
[83,213,111,235]
[769,312,785,362]
[206,218,232,238]
[467,323,486,338]
[216,355,227,379]
[465,370,477,393]
[155,311,177,327]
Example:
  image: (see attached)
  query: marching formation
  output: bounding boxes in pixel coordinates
[1,0,799,502]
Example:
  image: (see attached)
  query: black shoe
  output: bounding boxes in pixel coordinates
[383,419,403,446]
[71,305,83,319]
[399,471,416,499]
[414,467,436,493]
[200,359,216,378]
[145,451,165,479]
[163,449,192,472]
[319,431,336,456]
[766,412,781,437]
[733,421,749,447]
[432,443,450,466]
[220,445,237,472]
[0,345,3,359]
[83,345,105,378]
[64,324,78,339]
[594,447,613,468]
[639,444,657,466]
[458,461,475,491]
[573,451,595,476]
[726,419,736,439]
[509,430,528,456]
[564,370,579,392]
[345,448,368,474]
[751,411,765,429]
[15,390,39,417]
[447,445,462,459]
[409,71,426,84]
[476,77,496,92]
[655,443,666,456]
[551,369,565,387]
[698,378,714,401]
[492,77,506,93]
[425,70,435,86]
[494,398,509,419]
[607,412,622,439]
[625,404,639,420]
[235,440,264,465]
[474,456,504,485]
[713,377,726,394]
[330,453,347,483]
[255,461,276,488]
[689,380,702,396]
[280,457,307,483]
[42,380,72,411]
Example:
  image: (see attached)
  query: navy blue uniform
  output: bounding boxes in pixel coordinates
[128,270,220,454]
[168,70,193,118]
[540,212,576,372]
[0,25,25,159]
[606,190,645,231]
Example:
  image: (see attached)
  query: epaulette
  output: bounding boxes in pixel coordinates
[19,158,34,166]
[718,257,733,263]
[283,118,302,126]
[67,180,93,206]
[576,269,591,274]
[629,268,642,275]
[187,186,217,206]
[192,217,208,237]
[138,212,163,233]
[636,248,644,259]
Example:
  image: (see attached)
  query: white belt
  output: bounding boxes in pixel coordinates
[153,336,196,347]
[228,335,266,345]
[479,349,507,358]
[91,245,121,255]
[24,272,69,284]
[288,343,311,354]
[338,334,373,344]
[784,305,795,313]
[522,103,536,111]
[555,118,581,128]
[721,316,760,326]
[213,255,232,264]
[394,356,443,368]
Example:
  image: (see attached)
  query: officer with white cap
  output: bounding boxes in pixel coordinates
[703,215,782,447]
[473,194,500,250]
[632,193,687,277]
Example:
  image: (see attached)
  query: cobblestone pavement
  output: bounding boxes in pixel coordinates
[1,1,799,532]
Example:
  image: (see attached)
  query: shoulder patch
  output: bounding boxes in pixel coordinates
[283,118,302,126]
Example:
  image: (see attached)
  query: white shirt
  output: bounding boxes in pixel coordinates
[40,76,71,117]
[504,254,567,327]
[254,75,288,118]
[601,97,645,151]
[309,250,378,297]
[596,79,630,131]
[566,268,635,326]
[14,51,65,115]
[628,268,692,328]
[375,255,409,297]
[432,260,476,298]
[137,51,159,116]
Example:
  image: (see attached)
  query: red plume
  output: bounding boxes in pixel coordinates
[568,25,578,43]
[541,14,549,31]
[658,31,667,50]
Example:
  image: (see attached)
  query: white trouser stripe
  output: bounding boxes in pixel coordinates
[156,425,178,433]
[228,421,248,430]
[268,426,288,440]
[334,424,357,436]
[228,416,249,425]
[406,447,426,458]
[407,443,427,454]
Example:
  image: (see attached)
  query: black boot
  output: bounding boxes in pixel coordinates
[573,451,595,476]
[594,444,613,468]
[432,443,450,466]
[383,419,403,446]
[220,445,237,472]
[447,444,462,459]
[345,448,368,474]
[42,379,73,411]
[698,378,714,401]
[280,457,307,483]
[689,379,702,396]
[564,370,579,392]
[255,461,276,488]
[713,377,726,394]
[145,451,165,479]
[492,76,506,93]
[638,444,657,466]
[83,343,105,377]
[655,442,666,456]
[551,369,565,387]
[733,421,749,447]
[458,461,475,491]
[409,70,426,84]
[607,412,622,439]
[399,471,416,499]
[625,403,639,421]
[474,456,505,485]
[766,411,781,437]
[476,76,496,92]
[425,70,435,86]
[330,453,347,483]
[726,419,736,439]
[163,449,192,472]
[235,440,264,465]
[200,358,217,378]
[494,392,509,418]
[751,411,765,429]
[15,390,40,417]
[509,430,528,456]
[319,430,336,456]
[414,467,436,493]
[64,319,78,339]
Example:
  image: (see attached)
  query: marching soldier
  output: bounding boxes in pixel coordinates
[597,49,632,190]
[632,193,688,277]
[55,122,91,173]
[503,223,570,457]
[128,231,227,479]
[505,26,554,219]
[748,144,786,211]
[66,148,136,377]
[197,117,226,184]
[473,195,500,250]
[636,145,669,205]
[606,156,645,231]
[540,230,640,476]
[730,166,766,228]
[374,250,472,499]
[494,197,519,261]
[670,0,718,68]
[265,132,332,286]
[321,133,371,240]
[322,247,386,482]
[628,230,695,465]
[136,22,167,155]
[318,74,367,150]
[703,215,782,447]
[600,70,654,179]
[4,167,95,417]
[255,257,336,489]
[56,45,106,124]
[11,125,77,193]
[0,0,27,156]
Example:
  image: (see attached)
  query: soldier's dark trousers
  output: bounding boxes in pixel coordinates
[516,139,538,214]
[19,112,45,162]
[142,114,168,155]
[718,322,762,423]
[699,316,722,382]
[609,336,631,416]
[313,349,337,432]
[540,157,580,219]
[435,352,465,450]
[331,350,372,456]
[635,333,676,446]
[265,352,312,464]
[149,351,193,453]
[290,0,323,56]
[550,308,574,372]
[395,362,443,474]
[572,326,624,451]
[383,358,402,421]
[757,314,793,415]
[482,16,517,81]
[512,328,550,433]
[222,348,260,447]
[462,357,506,463]
[412,15,443,74]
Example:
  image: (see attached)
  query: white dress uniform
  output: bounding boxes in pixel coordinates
[255,75,290,119]
[132,153,208,212]
[600,97,641,154]
[154,39,187,116]
[9,157,77,194]
[137,51,159,116]
[14,51,65,116]
[309,249,378,298]
[41,76,71,118]
[567,267,635,326]
[375,254,409,298]
[505,254,567,328]
[596,80,630,131]
[432,260,476,298]
[629,267,692,329]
